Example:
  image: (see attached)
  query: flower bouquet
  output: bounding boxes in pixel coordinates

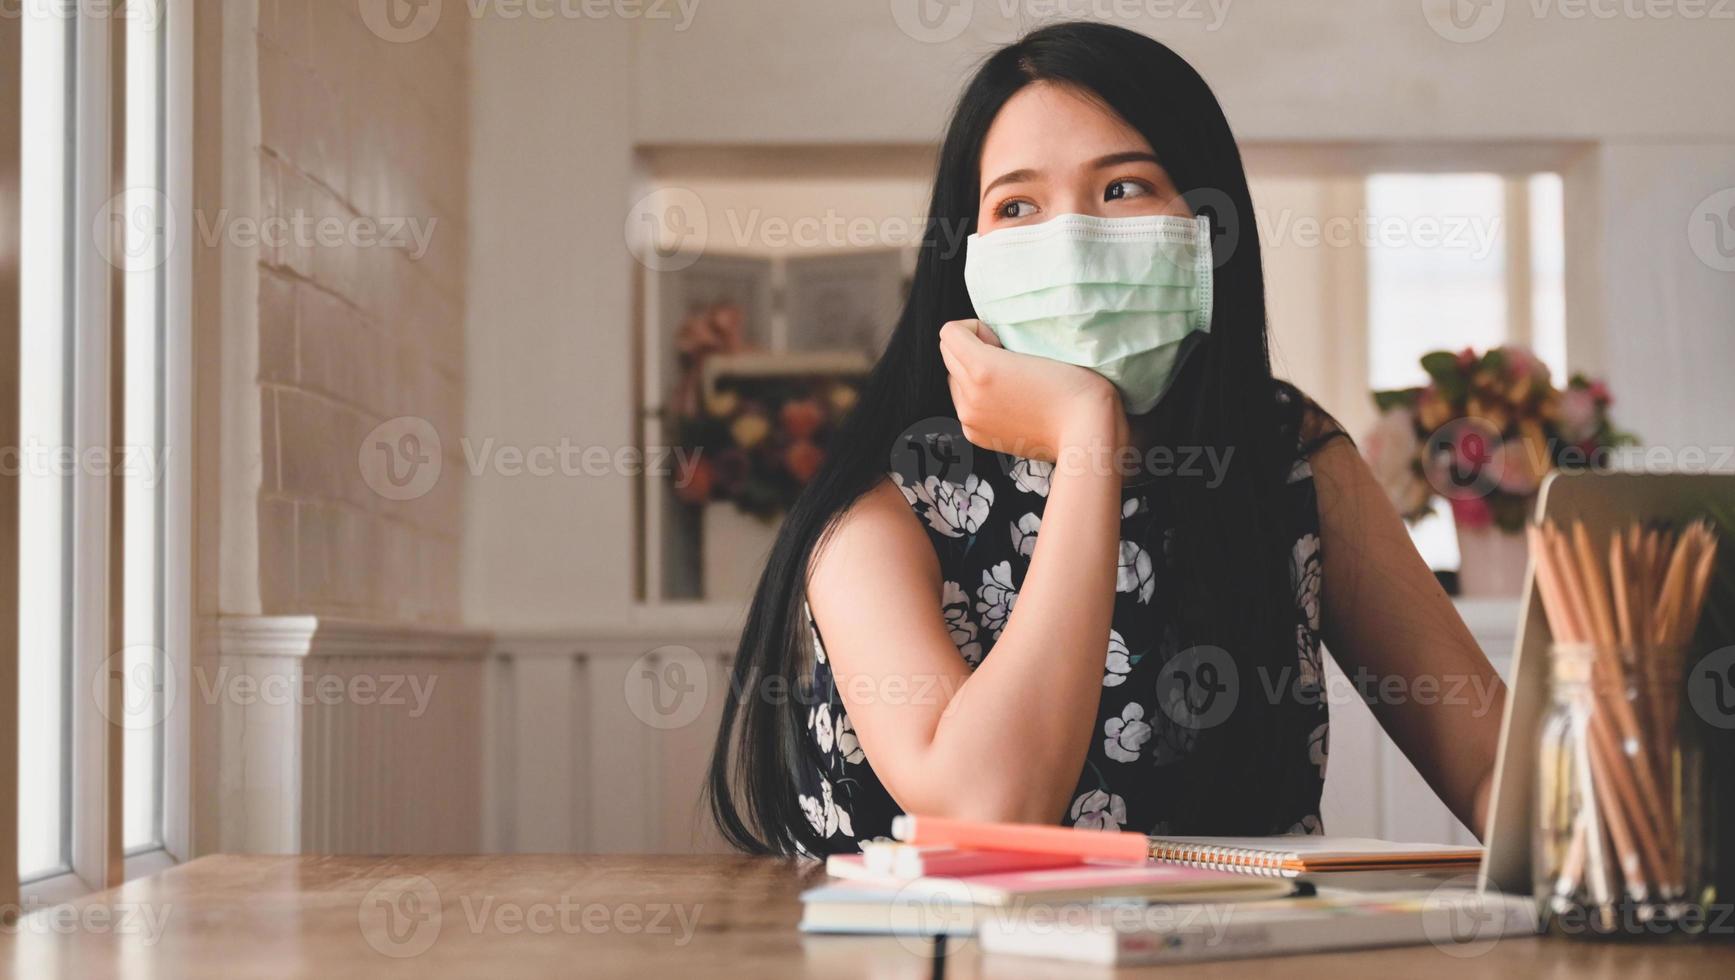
[671,375,860,519]
[1367,346,1635,595]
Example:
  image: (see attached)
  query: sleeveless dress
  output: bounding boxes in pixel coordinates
[793,441,1329,853]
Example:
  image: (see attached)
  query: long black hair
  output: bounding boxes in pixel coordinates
[706,21,1321,855]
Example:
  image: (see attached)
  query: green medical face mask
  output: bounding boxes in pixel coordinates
[963,212,1214,415]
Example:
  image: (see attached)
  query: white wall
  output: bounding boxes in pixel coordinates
[466,3,1735,628]
[633,1,1735,144]
[464,16,638,627]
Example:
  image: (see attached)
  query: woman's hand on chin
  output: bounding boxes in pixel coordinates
[938,319,1127,464]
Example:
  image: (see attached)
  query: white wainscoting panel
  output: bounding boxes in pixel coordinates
[486,615,742,855]
[216,599,1519,856]
[215,616,493,854]
[1319,598,1520,845]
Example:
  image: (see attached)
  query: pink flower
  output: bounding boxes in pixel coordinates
[1450,495,1494,529]
[1558,388,1598,444]
[1457,347,1478,369]
[1588,379,1611,405]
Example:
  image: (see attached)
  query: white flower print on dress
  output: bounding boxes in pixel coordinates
[1287,814,1323,836]
[976,561,1019,637]
[1308,721,1329,781]
[800,774,855,840]
[941,580,983,666]
[1010,457,1053,497]
[1116,540,1156,604]
[804,602,827,665]
[1292,533,1322,632]
[836,713,865,765]
[1288,458,1314,484]
[1069,788,1128,831]
[1122,496,1146,519]
[1103,629,1132,687]
[1104,703,1154,763]
[813,703,835,754]
[1010,512,1041,558]
[930,474,994,538]
[1296,625,1322,692]
[893,472,994,539]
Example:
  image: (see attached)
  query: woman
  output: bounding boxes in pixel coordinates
[706,21,1505,856]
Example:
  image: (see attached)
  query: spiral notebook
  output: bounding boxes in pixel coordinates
[1146,836,1483,878]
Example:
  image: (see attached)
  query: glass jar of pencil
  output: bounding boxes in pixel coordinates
[1529,519,1721,939]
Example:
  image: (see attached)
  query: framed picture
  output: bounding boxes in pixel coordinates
[783,248,907,356]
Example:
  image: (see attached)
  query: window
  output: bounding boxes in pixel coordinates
[17,0,77,888]
[15,0,190,899]
[1365,171,1567,570]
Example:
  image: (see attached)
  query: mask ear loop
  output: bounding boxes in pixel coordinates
[1193,212,1216,334]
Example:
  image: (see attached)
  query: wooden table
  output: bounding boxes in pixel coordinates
[3,855,1732,977]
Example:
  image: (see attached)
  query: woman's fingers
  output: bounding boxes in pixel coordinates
[975,322,1004,349]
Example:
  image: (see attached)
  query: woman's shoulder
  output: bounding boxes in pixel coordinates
[1271,382,1352,475]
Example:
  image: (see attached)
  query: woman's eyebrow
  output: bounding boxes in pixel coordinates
[1089,151,1161,170]
[980,168,1040,201]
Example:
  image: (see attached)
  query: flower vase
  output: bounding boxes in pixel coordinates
[1455,521,1530,598]
[702,502,779,601]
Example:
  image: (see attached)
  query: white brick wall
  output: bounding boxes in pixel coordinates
[253,0,467,623]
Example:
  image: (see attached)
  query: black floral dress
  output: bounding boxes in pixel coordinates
[794,440,1329,853]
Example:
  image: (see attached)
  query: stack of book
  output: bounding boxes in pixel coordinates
[799,816,1532,965]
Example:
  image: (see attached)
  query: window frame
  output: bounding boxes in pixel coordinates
[12,0,194,907]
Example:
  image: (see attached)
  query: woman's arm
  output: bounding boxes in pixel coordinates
[806,323,1125,825]
[1311,433,1507,837]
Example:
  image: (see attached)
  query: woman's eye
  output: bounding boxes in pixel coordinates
[1105,179,1152,202]
[996,199,1037,220]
